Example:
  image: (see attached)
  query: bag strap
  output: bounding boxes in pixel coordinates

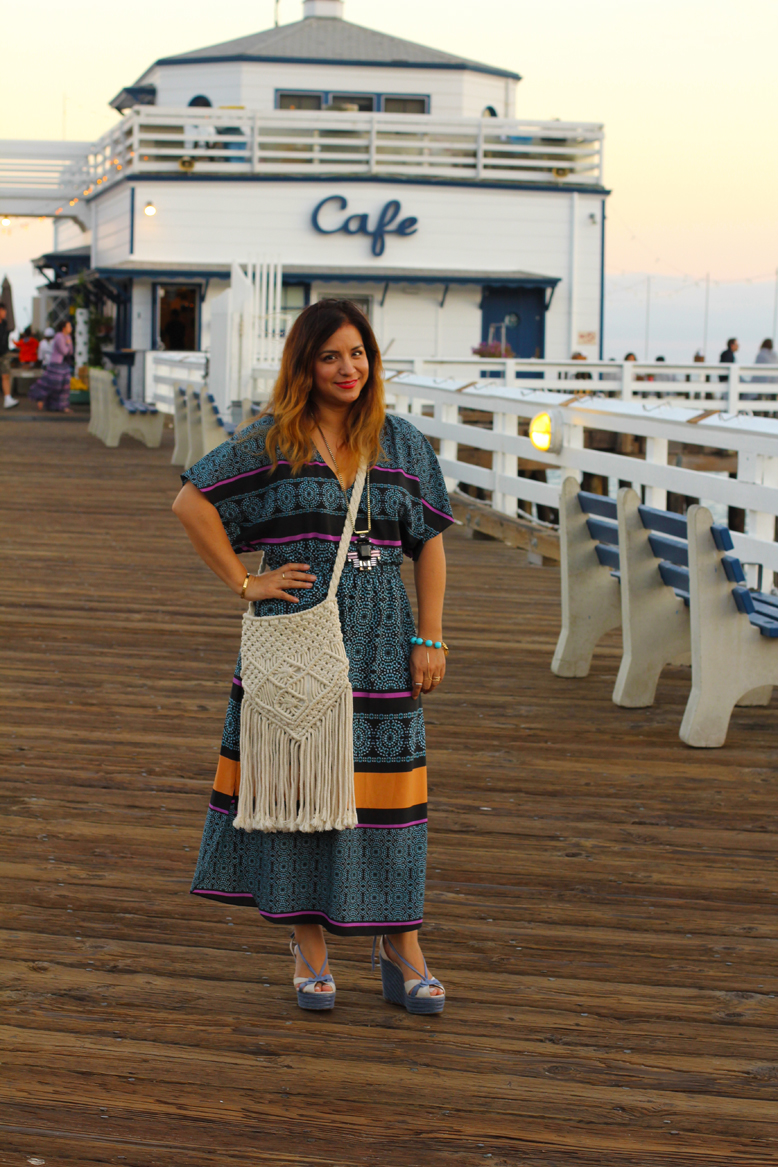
[327,462,367,600]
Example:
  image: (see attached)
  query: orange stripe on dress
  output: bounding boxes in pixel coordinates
[213,758,427,810]
[354,768,427,809]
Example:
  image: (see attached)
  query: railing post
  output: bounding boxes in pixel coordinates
[252,113,259,174]
[476,119,485,179]
[644,437,668,510]
[503,358,516,386]
[560,417,583,485]
[436,398,459,494]
[492,410,518,517]
[621,360,632,402]
[739,452,778,589]
[728,364,740,413]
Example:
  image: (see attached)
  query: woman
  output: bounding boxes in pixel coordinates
[29,320,73,412]
[173,300,453,1013]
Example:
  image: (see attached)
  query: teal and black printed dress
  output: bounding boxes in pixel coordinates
[183,413,453,936]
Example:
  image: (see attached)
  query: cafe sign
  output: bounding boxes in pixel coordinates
[311,195,418,257]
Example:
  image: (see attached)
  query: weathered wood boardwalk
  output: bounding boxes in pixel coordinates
[2,403,778,1167]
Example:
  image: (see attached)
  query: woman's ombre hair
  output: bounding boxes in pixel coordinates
[248,299,385,476]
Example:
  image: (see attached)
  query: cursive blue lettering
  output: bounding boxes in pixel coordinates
[310,195,418,254]
[311,195,348,233]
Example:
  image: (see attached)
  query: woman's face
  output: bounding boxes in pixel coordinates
[311,323,370,411]
[62,322,72,335]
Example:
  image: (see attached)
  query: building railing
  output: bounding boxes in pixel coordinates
[381,358,778,413]
[85,108,603,190]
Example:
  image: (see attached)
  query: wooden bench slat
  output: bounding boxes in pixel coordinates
[711,523,735,552]
[648,532,689,567]
[586,516,619,545]
[638,505,687,539]
[594,543,620,570]
[578,491,617,518]
[658,560,690,593]
[721,555,746,584]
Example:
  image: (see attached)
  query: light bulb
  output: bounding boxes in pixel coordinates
[144,203,156,217]
[1,217,10,227]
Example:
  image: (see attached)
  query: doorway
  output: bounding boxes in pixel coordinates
[480,286,546,358]
[154,285,199,351]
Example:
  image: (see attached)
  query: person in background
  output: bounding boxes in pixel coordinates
[162,307,187,350]
[624,352,637,361]
[38,327,55,368]
[28,321,73,413]
[570,351,592,380]
[752,338,778,382]
[653,355,674,384]
[0,304,19,409]
[14,326,39,365]
[719,337,738,383]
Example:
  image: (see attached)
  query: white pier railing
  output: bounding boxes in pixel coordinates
[383,372,778,582]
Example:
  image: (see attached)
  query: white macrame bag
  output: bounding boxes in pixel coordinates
[233,464,366,834]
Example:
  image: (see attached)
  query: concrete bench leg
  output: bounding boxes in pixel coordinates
[185,388,203,470]
[172,388,189,466]
[127,413,164,448]
[680,505,776,747]
[552,475,622,678]
[612,487,691,707]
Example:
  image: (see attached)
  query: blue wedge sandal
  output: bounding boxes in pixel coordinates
[290,938,336,1011]
[372,935,446,1015]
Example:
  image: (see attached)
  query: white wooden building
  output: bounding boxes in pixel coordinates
[5,0,607,397]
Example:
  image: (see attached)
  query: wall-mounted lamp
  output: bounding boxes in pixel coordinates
[588,213,598,225]
[529,409,564,455]
[144,202,157,217]
[0,217,10,227]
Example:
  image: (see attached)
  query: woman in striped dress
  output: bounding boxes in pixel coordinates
[173,300,452,1012]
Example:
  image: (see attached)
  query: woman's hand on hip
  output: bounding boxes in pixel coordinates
[243,563,317,605]
[410,644,446,698]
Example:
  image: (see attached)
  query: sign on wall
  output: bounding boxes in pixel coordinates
[311,195,418,257]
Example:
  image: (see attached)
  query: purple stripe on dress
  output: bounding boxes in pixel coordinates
[260,531,341,545]
[375,464,421,484]
[422,499,454,520]
[232,676,243,687]
[352,690,412,699]
[192,888,255,898]
[258,908,423,928]
[357,818,428,829]
[198,463,278,491]
[208,803,230,815]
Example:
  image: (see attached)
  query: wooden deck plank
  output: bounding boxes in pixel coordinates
[2,405,778,1166]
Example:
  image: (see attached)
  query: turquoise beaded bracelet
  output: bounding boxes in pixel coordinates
[410,636,443,649]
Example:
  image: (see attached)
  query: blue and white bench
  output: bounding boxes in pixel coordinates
[612,488,692,707]
[171,386,190,467]
[202,393,237,455]
[681,504,775,747]
[90,370,163,448]
[184,387,203,469]
[551,476,622,677]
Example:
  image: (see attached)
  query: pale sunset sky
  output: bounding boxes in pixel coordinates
[1,0,776,357]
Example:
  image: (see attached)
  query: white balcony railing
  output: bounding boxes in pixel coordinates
[0,110,603,213]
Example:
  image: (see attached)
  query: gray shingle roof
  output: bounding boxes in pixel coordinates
[152,17,520,80]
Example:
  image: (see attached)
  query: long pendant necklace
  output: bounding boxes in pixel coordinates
[317,425,379,571]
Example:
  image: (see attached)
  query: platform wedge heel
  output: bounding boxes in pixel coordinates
[290,938,336,1011]
[372,935,445,1015]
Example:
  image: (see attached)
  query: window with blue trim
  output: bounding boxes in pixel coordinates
[275,90,429,114]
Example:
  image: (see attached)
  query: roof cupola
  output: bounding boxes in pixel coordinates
[302,0,344,17]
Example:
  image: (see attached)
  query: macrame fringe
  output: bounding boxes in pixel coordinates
[234,688,357,833]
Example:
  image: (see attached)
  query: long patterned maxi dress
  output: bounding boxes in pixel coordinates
[183,413,454,936]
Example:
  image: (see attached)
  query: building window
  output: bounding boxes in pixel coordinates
[279,92,323,110]
[329,94,375,111]
[155,284,199,351]
[383,96,429,115]
[188,95,212,108]
[281,284,309,330]
[482,105,498,118]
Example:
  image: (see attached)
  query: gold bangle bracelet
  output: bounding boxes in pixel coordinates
[240,571,251,600]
